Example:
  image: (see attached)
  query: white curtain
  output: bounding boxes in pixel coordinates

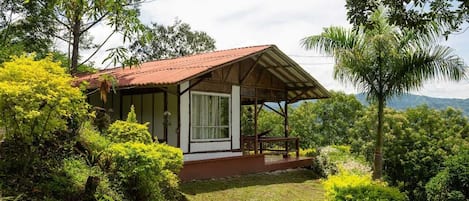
[192,94,229,139]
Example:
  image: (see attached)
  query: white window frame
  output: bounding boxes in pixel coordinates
[190,91,231,142]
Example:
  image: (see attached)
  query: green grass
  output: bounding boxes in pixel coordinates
[180,169,325,201]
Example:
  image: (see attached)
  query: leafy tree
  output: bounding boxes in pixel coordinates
[0,0,149,74]
[0,0,56,63]
[53,0,150,74]
[345,0,469,36]
[290,91,363,148]
[301,8,466,179]
[130,19,216,62]
[257,109,284,137]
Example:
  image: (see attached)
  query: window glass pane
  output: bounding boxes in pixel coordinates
[191,93,230,140]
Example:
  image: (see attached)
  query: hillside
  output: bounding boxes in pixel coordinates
[355,93,469,116]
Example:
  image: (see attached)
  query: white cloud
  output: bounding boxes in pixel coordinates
[83,0,469,99]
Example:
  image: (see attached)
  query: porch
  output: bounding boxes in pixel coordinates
[179,153,313,181]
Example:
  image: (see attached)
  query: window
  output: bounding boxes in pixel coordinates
[191,92,230,140]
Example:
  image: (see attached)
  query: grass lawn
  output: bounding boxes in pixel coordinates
[180,169,324,201]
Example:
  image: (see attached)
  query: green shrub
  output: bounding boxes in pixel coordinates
[103,142,183,201]
[79,122,111,153]
[107,120,152,144]
[426,148,469,201]
[324,171,407,201]
[334,184,407,201]
[153,143,184,200]
[106,106,153,144]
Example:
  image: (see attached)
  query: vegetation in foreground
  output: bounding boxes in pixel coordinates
[181,169,324,201]
[0,56,184,200]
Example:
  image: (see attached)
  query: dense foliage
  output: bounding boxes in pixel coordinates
[256,91,469,200]
[0,56,184,200]
[345,0,469,36]
[290,92,363,148]
[426,148,469,201]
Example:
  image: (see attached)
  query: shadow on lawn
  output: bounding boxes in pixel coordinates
[180,169,321,195]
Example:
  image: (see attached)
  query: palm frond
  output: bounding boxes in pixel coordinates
[300,27,360,55]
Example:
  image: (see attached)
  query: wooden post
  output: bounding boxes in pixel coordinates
[284,97,289,158]
[164,91,168,142]
[295,138,299,158]
[177,85,181,148]
[254,89,258,155]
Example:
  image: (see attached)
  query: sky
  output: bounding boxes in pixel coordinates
[82,0,469,99]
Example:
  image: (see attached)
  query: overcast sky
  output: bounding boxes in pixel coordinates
[83,0,469,99]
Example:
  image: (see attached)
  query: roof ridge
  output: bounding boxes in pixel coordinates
[93,45,274,73]
[143,44,273,63]
[88,44,275,75]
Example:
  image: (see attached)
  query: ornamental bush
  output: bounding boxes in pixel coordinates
[0,55,89,199]
[0,55,88,141]
[102,142,183,201]
[324,171,407,201]
[106,106,153,144]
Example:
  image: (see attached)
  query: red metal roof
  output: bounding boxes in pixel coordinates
[76,45,272,88]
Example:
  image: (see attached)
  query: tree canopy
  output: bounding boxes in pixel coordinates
[129,19,216,62]
[0,0,149,74]
[346,0,469,36]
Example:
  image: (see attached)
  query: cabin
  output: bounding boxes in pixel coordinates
[76,45,330,180]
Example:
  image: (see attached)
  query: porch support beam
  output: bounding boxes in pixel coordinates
[277,102,285,115]
[163,91,168,142]
[254,89,259,154]
[263,103,285,117]
[288,89,309,103]
[284,91,289,158]
[223,65,234,82]
[179,77,205,96]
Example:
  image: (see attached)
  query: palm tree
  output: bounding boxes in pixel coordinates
[301,8,466,180]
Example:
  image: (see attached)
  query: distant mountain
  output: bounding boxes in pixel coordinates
[355,93,469,116]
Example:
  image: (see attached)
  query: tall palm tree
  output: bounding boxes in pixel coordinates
[301,8,466,180]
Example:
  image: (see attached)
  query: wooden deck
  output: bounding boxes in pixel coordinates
[179,154,313,181]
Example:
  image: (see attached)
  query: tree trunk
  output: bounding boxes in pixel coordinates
[70,13,81,75]
[373,97,385,180]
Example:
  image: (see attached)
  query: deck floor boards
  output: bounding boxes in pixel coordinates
[179,154,314,181]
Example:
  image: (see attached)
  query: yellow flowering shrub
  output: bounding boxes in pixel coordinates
[324,170,406,201]
[103,142,183,201]
[0,55,90,199]
[0,54,88,141]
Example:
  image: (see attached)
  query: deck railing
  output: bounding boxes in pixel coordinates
[242,135,300,158]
